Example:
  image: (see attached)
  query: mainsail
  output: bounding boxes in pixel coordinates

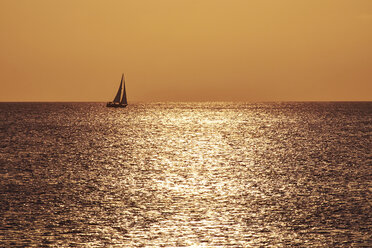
[120,74,127,105]
[112,74,124,103]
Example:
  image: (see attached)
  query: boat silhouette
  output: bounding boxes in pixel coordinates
[107,74,128,108]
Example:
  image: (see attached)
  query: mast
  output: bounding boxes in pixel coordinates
[120,73,127,105]
[113,74,123,103]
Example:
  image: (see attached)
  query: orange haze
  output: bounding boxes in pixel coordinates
[1,0,371,102]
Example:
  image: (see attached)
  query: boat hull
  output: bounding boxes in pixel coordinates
[106,102,127,108]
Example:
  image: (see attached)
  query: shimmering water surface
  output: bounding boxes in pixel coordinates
[0,102,371,247]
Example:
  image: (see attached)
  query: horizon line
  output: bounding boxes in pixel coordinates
[1,100,371,103]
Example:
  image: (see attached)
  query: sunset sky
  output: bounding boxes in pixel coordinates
[1,0,371,102]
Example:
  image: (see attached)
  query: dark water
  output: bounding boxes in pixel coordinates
[0,102,371,247]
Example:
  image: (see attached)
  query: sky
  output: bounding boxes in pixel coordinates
[0,0,371,102]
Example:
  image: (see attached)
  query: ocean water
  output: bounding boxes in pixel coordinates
[0,102,371,247]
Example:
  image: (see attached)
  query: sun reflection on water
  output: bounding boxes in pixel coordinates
[0,102,371,247]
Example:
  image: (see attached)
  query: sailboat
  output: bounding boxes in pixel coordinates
[106,73,128,108]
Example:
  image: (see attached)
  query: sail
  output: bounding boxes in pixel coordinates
[112,74,123,103]
[120,74,127,105]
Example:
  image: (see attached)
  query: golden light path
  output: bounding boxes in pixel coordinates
[116,104,286,247]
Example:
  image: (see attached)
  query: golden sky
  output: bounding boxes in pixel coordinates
[0,0,371,101]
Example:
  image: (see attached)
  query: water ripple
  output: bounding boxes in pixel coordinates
[0,102,371,247]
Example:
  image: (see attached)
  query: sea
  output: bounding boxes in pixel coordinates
[0,102,371,247]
